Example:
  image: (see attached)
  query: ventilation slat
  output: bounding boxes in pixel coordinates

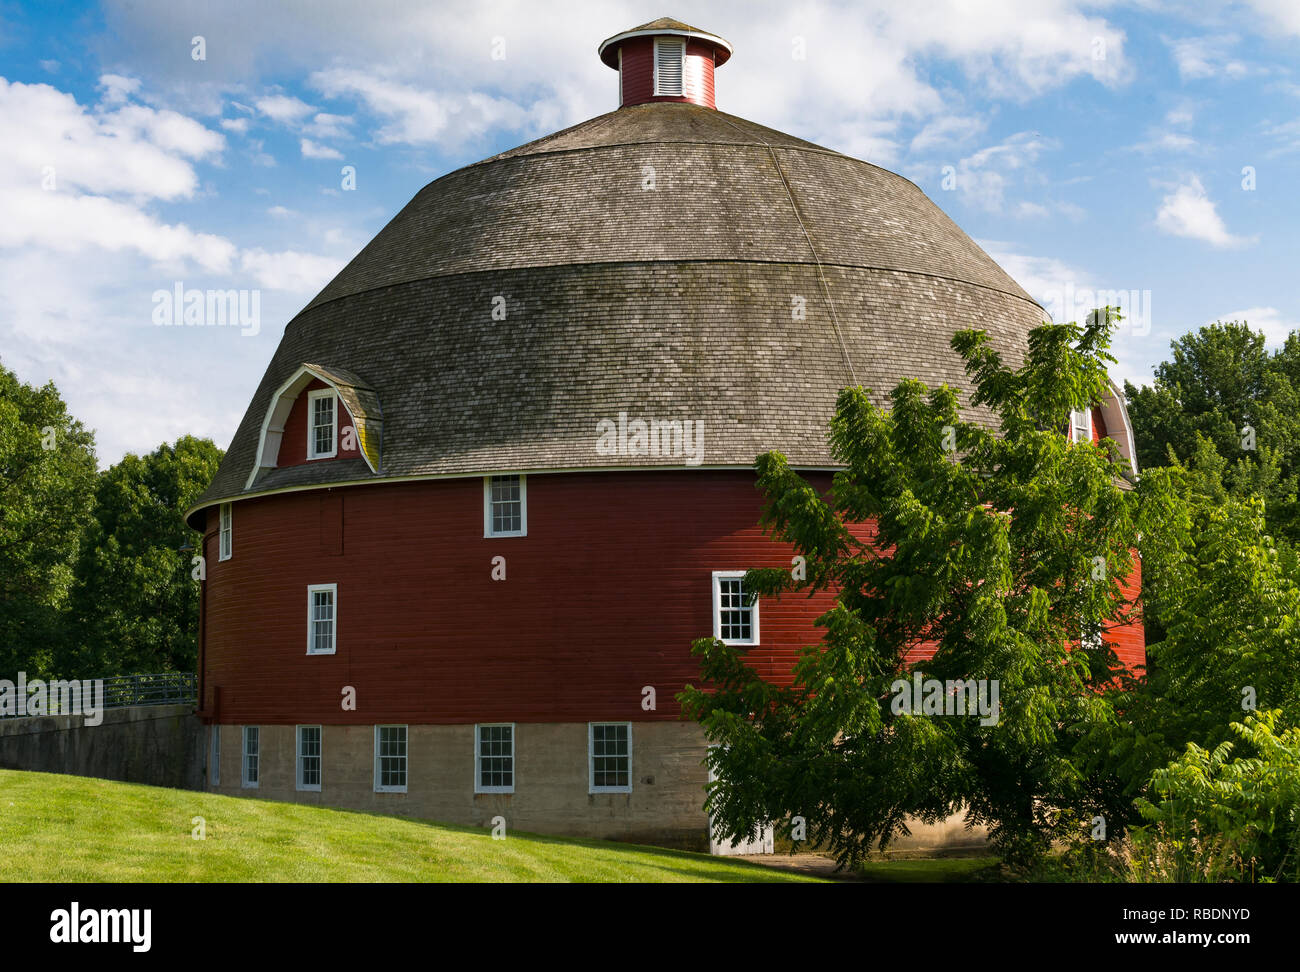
[655,39,684,96]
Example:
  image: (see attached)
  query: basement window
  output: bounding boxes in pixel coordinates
[654,38,685,96]
[218,503,232,561]
[589,722,632,793]
[242,726,259,788]
[308,388,338,460]
[297,725,322,792]
[475,724,515,793]
[374,725,408,793]
[307,584,337,655]
[713,571,759,645]
[484,474,527,537]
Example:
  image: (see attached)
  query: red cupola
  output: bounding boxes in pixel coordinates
[598,17,733,110]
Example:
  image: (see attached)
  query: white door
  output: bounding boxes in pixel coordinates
[706,746,774,855]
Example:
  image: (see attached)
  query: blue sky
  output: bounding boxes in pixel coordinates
[1,0,1297,465]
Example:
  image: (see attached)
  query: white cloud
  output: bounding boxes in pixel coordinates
[255,93,315,123]
[1245,0,1300,37]
[1166,35,1250,81]
[220,117,250,134]
[952,131,1056,212]
[311,68,531,147]
[1208,307,1300,347]
[909,114,987,153]
[300,137,342,159]
[239,248,344,293]
[1154,176,1253,248]
[98,73,141,104]
[267,205,295,217]
[305,112,351,139]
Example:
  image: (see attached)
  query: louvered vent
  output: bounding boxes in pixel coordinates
[655,38,684,96]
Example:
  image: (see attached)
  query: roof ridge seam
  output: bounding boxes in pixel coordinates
[294,258,1046,324]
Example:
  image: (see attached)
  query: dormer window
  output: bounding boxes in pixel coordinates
[654,38,684,96]
[308,389,338,459]
[1070,407,1092,444]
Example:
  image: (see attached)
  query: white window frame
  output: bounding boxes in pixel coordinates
[713,570,759,646]
[483,474,527,538]
[1070,407,1093,443]
[374,725,408,793]
[474,723,516,794]
[242,726,259,789]
[296,724,322,792]
[653,37,685,97]
[306,583,337,656]
[218,503,232,561]
[588,721,633,794]
[307,388,338,460]
[210,725,220,787]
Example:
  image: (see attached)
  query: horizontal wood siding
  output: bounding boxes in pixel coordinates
[618,37,717,109]
[203,470,1144,724]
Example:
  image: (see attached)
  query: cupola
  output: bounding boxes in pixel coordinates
[598,17,733,110]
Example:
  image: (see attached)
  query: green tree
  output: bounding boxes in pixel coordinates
[0,359,97,678]
[64,436,223,676]
[1125,320,1300,540]
[681,313,1145,867]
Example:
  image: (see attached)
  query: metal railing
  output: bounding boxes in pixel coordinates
[101,672,197,710]
[0,672,197,717]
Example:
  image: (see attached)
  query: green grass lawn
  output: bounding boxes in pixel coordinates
[0,769,823,883]
[856,856,1002,882]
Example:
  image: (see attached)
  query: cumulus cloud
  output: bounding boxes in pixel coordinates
[1208,307,1300,347]
[1155,176,1254,248]
[255,93,315,123]
[1166,35,1250,80]
[300,137,342,159]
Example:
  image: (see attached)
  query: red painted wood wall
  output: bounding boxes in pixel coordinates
[276,377,361,468]
[201,469,1144,725]
[617,37,718,109]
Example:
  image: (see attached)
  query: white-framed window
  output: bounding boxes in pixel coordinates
[210,725,220,787]
[296,725,322,791]
[653,37,685,96]
[218,503,232,561]
[483,474,527,537]
[588,722,632,793]
[307,388,338,460]
[475,723,515,793]
[713,571,759,645]
[307,583,337,655]
[1070,407,1093,443]
[374,725,407,792]
[242,726,259,788]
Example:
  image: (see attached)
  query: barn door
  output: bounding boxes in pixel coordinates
[706,745,774,855]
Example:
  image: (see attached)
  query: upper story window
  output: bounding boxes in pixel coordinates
[242,726,259,788]
[374,725,408,793]
[218,503,233,561]
[713,571,759,645]
[654,38,685,96]
[475,724,515,794]
[589,722,632,793]
[308,389,337,460]
[484,474,527,537]
[1070,407,1093,444]
[307,583,337,655]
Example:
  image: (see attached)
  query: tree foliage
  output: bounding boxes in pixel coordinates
[0,358,97,678]
[681,312,1146,866]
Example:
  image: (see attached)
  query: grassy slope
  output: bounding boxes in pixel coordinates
[0,770,821,883]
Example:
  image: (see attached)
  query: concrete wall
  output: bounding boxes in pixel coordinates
[211,721,715,850]
[0,704,204,791]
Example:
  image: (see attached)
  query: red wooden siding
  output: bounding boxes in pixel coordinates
[618,37,718,109]
[202,470,1144,726]
[276,377,361,468]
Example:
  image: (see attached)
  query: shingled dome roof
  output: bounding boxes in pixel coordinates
[188,24,1049,527]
